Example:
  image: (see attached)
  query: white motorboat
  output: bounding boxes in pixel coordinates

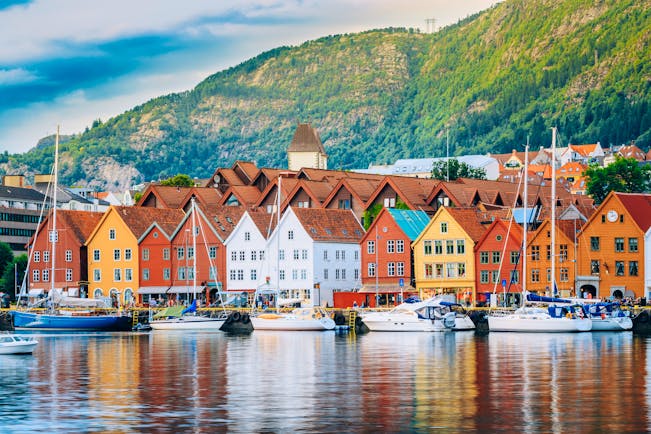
[488,305,592,332]
[582,302,633,331]
[0,334,38,354]
[149,301,227,331]
[361,296,476,332]
[251,307,335,331]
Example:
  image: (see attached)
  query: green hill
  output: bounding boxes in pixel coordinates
[5,0,651,191]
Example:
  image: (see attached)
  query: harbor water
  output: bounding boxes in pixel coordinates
[0,330,648,433]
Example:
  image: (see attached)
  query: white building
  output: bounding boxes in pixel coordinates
[354,156,500,180]
[263,207,364,307]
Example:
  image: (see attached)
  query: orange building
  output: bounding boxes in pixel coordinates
[576,192,651,299]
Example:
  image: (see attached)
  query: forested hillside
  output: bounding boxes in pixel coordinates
[4,0,650,191]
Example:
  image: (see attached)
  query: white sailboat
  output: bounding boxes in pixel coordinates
[361,296,475,332]
[488,130,592,332]
[150,198,227,330]
[250,175,335,331]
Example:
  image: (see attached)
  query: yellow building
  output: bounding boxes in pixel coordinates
[85,206,184,305]
[413,207,488,305]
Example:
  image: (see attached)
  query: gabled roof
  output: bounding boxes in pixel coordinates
[386,208,430,241]
[219,185,263,207]
[615,192,651,232]
[199,205,246,242]
[558,161,587,176]
[136,185,192,209]
[444,207,492,242]
[321,177,384,209]
[617,144,646,161]
[298,167,384,183]
[568,143,598,157]
[291,207,364,243]
[284,179,334,208]
[366,176,439,211]
[35,210,103,246]
[179,187,223,211]
[0,185,47,202]
[254,176,300,209]
[232,161,260,184]
[475,218,523,250]
[248,210,277,239]
[287,123,326,154]
[89,206,185,244]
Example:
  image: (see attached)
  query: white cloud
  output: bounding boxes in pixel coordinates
[0,67,39,85]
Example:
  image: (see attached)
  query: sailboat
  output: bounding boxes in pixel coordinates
[11,126,131,331]
[149,198,228,330]
[250,175,335,331]
[488,131,592,332]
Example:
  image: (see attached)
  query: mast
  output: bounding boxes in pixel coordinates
[551,127,557,296]
[191,197,197,301]
[276,175,281,310]
[50,126,59,300]
[522,143,528,305]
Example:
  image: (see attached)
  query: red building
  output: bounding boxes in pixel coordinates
[358,208,430,307]
[27,210,103,298]
[474,218,523,306]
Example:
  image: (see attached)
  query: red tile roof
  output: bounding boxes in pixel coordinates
[292,208,364,243]
[113,206,185,239]
[56,210,104,244]
[615,192,651,231]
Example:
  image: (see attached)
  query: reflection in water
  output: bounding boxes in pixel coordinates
[0,331,648,432]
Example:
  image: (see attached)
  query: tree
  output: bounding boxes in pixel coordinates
[0,254,27,298]
[584,157,651,204]
[0,242,13,280]
[159,174,195,187]
[431,159,487,181]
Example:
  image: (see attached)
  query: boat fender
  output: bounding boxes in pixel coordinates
[241,313,250,324]
[565,312,572,319]
[231,311,241,322]
[637,310,649,323]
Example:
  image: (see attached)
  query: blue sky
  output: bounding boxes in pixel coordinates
[0,0,499,154]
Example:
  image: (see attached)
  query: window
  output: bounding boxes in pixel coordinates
[177,247,184,260]
[188,247,194,259]
[338,199,351,209]
[209,247,217,259]
[114,269,122,281]
[251,269,257,281]
[446,240,455,255]
[630,261,639,276]
[66,269,73,282]
[292,269,298,280]
[294,249,300,260]
[209,267,217,280]
[229,270,236,281]
[424,264,433,278]
[560,268,568,282]
[324,269,329,280]
[440,222,448,233]
[109,228,116,240]
[510,251,520,264]
[387,240,395,253]
[480,270,489,283]
[279,249,285,260]
[93,249,100,261]
[65,250,72,262]
[491,270,499,283]
[367,241,375,255]
[114,249,121,261]
[178,267,186,280]
[456,240,465,255]
[354,251,359,261]
[546,268,551,282]
[629,238,638,252]
[446,263,457,278]
[341,268,347,280]
[354,269,359,280]
[397,240,404,253]
[237,270,244,281]
[395,262,404,276]
[251,251,257,261]
[163,268,170,280]
[531,269,540,283]
[336,269,341,280]
[384,197,396,207]
[231,251,237,261]
[260,250,265,261]
[239,251,245,261]
[424,240,432,255]
[302,250,308,260]
[163,248,170,260]
[510,270,519,284]
[244,231,250,241]
[492,251,500,264]
[590,260,600,275]
[32,269,39,282]
[559,245,568,262]
[435,263,444,278]
[480,252,489,264]
[615,261,625,276]
[125,269,133,282]
[434,240,443,255]
[590,237,600,251]
[457,263,466,277]
[43,251,50,262]
[123,249,131,261]
[279,270,285,280]
[531,245,540,261]
[288,230,294,240]
[388,262,395,276]
[546,245,551,260]
[93,269,101,282]
[34,251,40,262]
[368,262,376,277]
[340,250,345,260]
[614,238,624,253]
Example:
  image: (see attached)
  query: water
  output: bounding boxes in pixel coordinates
[0,330,648,433]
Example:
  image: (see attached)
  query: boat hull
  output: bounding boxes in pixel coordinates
[0,335,38,354]
[251,317,335,331]
[11,311,132,331]
[488,315,592,332]
[590,317,633,331]
[362,313,475,332]
[150,316,225,330]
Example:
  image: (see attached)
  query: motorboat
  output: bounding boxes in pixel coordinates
[361,296,476,332]
[581,302,632,331]
[149,301,227,331]
[488,305,592,332]
[250,307,335,331]
[0,334,38,355]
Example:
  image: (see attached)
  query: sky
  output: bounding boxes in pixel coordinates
[0,0,500,154]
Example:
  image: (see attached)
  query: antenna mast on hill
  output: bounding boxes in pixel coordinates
[425,18,436,33]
